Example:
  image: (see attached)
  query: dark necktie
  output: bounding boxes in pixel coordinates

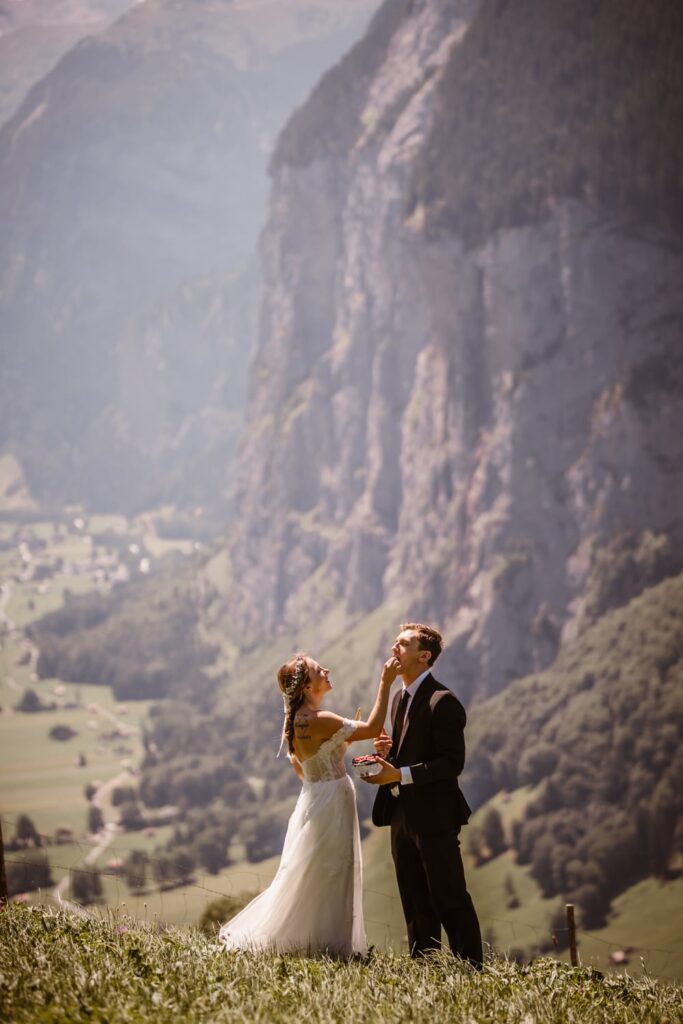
[392,689,411,756]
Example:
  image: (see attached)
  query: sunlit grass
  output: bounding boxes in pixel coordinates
[1,904,681,1024]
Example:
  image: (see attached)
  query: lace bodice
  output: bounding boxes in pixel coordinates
[300,718,359,783]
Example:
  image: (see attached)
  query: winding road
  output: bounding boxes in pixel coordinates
[53,768,133,905]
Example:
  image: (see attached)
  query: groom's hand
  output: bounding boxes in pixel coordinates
[374,728,392,758]
[361,757,401,786]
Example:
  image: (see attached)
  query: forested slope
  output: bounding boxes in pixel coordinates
[467,572,683,926]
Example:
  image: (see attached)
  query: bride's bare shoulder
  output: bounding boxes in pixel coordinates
[295,710,344,739]
[316,711,346,735]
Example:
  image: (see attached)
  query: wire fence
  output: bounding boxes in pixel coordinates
[2,813,683,977]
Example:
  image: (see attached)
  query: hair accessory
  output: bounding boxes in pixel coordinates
[276,654,308,758]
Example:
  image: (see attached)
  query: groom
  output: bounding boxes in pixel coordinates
[362,622,483,966]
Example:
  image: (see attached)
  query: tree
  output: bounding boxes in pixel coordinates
[125,851,147,892]
[172,850,195,883]
[118,800,144,831]
[152,855,174,888]
[7,851,53,896]
[571,883,609,930]
[88,806,104,834]
[673,816,683,859]
[467,829,486,867]
[196,832,227,875]
[531,835,555,897]
[14,689,49,713]
[198,893,254,935]
[70,867,102,905]
[647,781,678,876]
[242,808,289,864]
[518,744,558,787]
[49,723,78,742]
[112,786,137,807]
[15,814,39,846]
[504,874,519,910]
[482,808,506,858]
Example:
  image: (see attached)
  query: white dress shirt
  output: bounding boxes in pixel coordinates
[395,668,431,787]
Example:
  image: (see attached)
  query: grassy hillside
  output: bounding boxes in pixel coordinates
[466,572,683,929]
[2,904,682,1024]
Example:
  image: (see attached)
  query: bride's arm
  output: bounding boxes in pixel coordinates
[308,659,398,744]
[348,658,398,742]
[289,754,304,781]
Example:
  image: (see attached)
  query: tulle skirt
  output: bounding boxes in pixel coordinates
[219,774,366,958]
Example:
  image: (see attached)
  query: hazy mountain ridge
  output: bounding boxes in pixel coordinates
[0,1,135,128]
[0,0,130,29]
[0,0,378,514]
[225,0,683,703]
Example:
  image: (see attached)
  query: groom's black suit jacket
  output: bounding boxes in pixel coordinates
[371,673,472,834]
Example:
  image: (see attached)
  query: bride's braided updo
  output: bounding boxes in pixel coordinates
[277,653,310,756]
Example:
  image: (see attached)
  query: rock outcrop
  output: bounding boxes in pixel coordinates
[227,0,683,700]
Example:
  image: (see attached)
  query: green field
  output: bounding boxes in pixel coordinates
[0,679,152,837]
[0,509,204,912]
[578,876,683,981]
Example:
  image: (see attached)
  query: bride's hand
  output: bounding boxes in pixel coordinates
[381,657,400,685]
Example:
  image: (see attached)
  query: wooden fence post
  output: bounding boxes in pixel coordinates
[566,902,578,966]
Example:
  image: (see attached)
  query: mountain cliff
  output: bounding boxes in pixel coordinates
[0,0,378,513]
[226,0,683,700]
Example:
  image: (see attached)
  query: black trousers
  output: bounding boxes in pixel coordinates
[390,798,483,966]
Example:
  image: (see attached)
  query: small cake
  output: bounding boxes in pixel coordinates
[351,753,382,778]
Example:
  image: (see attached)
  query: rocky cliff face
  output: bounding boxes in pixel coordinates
[228,0,683,700]
[0,0,378,513]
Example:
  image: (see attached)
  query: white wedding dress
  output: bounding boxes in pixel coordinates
[219,718,366,958]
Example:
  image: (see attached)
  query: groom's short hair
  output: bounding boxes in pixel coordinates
[400,622,443,666]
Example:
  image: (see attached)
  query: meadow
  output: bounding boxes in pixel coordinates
[2,902,682,1024]
[0,511,200,904]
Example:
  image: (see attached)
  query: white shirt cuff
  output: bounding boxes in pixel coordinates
[400,765,413,785]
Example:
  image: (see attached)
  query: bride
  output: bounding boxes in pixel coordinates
[219,653,397,957]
